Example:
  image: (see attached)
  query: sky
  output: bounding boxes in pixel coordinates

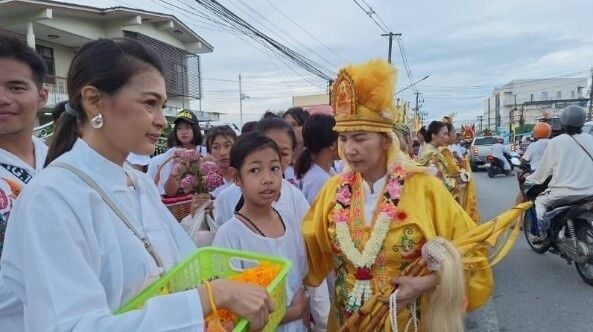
[60,0,593,125]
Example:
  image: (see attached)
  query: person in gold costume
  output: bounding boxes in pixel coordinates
[417,120,480,222]
[302,59,492,331]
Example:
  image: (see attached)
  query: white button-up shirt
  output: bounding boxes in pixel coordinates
[1,139,203,331]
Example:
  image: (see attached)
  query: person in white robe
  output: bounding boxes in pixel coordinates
[0,37,272,331]
[0,35,49,332]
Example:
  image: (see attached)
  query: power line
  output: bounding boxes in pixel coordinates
[185,0,335,81]
[227,0,338,73]
[262,0,348,63]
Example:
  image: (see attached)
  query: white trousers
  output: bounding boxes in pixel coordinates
[535,190,591,221]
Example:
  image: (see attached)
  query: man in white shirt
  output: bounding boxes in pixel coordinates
[0,35,49,331]
[491,137,511,172]
[521,122,551,171]
[526,106,593,237]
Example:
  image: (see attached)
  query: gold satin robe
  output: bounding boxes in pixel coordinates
[418,144,480,223]
[302,172,493,331]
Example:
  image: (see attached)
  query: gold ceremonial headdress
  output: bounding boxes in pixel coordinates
[331,59,398,133]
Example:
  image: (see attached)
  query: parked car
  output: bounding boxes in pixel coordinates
[469,136,513,171]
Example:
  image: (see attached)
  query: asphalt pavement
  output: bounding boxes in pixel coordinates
[466,171,593,332]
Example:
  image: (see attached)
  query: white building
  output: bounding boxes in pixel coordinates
[0,0,219,127]
[483,78,588,132]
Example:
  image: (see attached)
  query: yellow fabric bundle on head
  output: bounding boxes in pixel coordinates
[346,59,396,113]
[332,59,399,133]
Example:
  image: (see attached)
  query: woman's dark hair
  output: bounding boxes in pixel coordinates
[0,34,48,89]
[255,117,296,150]
[283,107,309,126]
[294,114,337,178]
[230,131,280,170]
[241,121,258,135]
[261,111,281,119]
[205,125,237,153]
[51,101,67,123]
[173,119,203,147]
[45,38,163,166]
[418,126,427,139]
[423,121,447,143]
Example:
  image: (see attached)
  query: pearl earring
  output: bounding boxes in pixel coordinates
[90,113,104,129]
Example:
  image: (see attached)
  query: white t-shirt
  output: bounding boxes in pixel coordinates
[522,138,549,170]
[1,139,203,331]
[0,136,47,332]
[301,163,336,205]
[284,165,300,188]
[213,179,310,228]
[213,211,307,332]
[527,133,593,196]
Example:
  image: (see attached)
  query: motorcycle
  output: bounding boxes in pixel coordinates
[486,152,519,178]
[515,159,593,285]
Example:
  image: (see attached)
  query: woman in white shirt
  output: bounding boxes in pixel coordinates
[294,114,338,204]
[1,38,272,331]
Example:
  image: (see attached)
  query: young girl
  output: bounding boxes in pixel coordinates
[213,117,330,330]
[282,107,309,186]
[213,117,309,227]
[159,109,207,196]
[204,125,237,197]
[213,132,308,331]
[294,113,338,204]
[0,38,272,331]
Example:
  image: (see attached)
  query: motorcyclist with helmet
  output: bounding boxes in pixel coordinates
[526,105,593,240]
[522,122,552,171]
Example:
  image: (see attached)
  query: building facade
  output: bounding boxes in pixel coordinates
[0,0,219,129]
[483,78,588,132]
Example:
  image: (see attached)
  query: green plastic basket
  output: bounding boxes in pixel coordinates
[116,246,292,331]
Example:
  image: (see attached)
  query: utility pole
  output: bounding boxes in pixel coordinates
[239,73,243,126]
[589,67,593,121]
[381,32,401,64]
[414,92,420,121]
[477,115,483,133]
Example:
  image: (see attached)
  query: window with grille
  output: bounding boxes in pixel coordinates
[123,31,202,99]
[35,45,55,83]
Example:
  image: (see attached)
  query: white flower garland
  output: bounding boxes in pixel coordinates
[335,212,392,309]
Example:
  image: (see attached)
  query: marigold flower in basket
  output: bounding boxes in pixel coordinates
[205,262,280,331]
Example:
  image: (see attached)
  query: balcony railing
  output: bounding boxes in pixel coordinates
[43,75,69,106]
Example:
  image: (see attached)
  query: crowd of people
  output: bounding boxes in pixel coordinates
[0,33,589,332]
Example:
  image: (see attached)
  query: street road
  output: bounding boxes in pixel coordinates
[467,172,593,332]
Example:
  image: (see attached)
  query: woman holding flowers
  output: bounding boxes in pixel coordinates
[302,59,492,331]
[159,109,207,196]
